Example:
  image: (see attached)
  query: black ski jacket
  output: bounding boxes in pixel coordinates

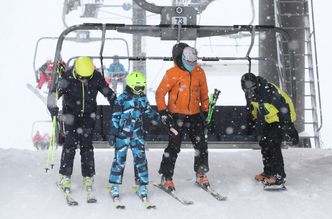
[58,68,116,116]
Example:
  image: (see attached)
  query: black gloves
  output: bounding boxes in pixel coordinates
[109,135,116,146]
[109,127,119,146]
[160,110,174,128]
[48,106,59,117]
[282,123,299,145]
[159,110,178,136]
[202,111,209,128]
[247,121,256,135]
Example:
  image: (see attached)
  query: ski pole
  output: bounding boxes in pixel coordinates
[45,116,56,172]
[204,89,221,138]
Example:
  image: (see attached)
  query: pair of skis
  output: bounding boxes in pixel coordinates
[108,186,156,209]
[56,182,97,206]
[153,182,226,205]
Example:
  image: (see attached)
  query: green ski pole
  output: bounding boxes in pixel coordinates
[45,116,57,172]
[204,89,221,138]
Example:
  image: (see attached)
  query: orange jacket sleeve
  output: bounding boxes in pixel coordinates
[199,69,209,112]
[155,70,177,111]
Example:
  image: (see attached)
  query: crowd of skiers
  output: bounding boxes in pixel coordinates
[45,42,299,201]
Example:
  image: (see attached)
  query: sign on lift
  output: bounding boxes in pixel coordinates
[161,6,197,40]
[172,17,187,25]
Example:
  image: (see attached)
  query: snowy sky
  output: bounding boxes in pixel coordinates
[0,0,331,149]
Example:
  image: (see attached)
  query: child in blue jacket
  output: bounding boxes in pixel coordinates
[108,71,159,199]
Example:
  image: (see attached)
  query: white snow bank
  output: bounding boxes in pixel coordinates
[0,148,332,219]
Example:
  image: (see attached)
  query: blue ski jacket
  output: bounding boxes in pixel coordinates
[109,87,160,139]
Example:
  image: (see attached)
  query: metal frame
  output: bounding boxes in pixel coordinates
[33,36,130,82]
[47,22,294,147]
[48,23,291,93]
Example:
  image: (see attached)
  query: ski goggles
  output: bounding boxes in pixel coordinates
[134,86,145,92]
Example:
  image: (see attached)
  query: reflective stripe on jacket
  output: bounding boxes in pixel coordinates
[156,64,209,115]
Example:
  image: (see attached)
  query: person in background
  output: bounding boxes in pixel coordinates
[241,72,299,189]
[108,55,127,94]
[108,71,159,200]
[155,43,211,191]
[47,56,116,199]
[32,131,43,150]
[36,59,53,90]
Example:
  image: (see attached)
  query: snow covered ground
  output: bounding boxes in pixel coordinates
[1,147,332,219]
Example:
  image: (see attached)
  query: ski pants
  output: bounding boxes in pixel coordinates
[59,114,96,177]
[259,123,286,178]
[109,136,148,185]
[159,113,209,179]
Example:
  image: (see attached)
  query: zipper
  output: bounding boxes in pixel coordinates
[188,73,192,112]
[81,80,85,117]
[174,82,181,105]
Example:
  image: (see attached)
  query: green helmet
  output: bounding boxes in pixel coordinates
[126,71,146,94]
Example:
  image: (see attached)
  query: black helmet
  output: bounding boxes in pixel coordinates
[172,42,189,60]
[241,73,257,90]
[172,42,189,70]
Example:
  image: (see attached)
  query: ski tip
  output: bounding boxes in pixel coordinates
[116,205,126,209]
[87,199,97,203]
[68,201,79,206]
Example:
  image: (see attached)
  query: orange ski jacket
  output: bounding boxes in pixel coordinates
[156,64,209,115]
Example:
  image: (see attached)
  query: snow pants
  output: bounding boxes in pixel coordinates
[259,123,286,178]
[109,136,148,185]
[158,113,209,179]
[59,114,96,177]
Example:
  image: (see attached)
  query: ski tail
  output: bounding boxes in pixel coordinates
[153,184,194,205]
[196,182,227,201]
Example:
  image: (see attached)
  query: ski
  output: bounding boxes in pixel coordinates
[85,187,97,203]
[132,186,156,209]
[26,83,47,105]
[107,188,125,209]
[196,182,227,201]
[153,184,194,205]
[264,184,287,191]
[112,196,126,209]
[56,182,79,206]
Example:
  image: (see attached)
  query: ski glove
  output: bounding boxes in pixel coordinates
[48,106,59,117]
[202,111,209,128]
[159,110,178,136]
[159,110,174,128]
[282,123,299,145]
[109,135,116,146]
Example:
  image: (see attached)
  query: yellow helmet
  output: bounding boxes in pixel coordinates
[74,56,94,77]
[126,71,146,94]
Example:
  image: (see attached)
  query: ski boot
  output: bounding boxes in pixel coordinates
[137,185,148,198]
[263,174,286,190]
[255,172,268,182]
[59,175,71,191]
[83,176,94,192]
[196,173,210,188]
[110,184,120,198]
[161,176,175,191]
[83,176,97,203]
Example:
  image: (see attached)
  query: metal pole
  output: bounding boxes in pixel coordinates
[132,1,146,74]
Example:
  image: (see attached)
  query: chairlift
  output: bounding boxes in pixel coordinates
[44,21,294,148]
[31,120,52,150]
[33,36,130,83]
